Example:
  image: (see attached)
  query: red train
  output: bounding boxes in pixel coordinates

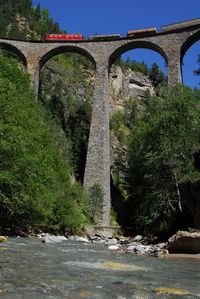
[45,34,84,40]
[45,28,158,42]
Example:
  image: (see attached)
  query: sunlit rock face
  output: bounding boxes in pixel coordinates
[109,65,154,111]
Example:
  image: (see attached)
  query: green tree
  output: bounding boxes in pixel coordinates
[194,54,200,80]
[33,3,41,22]
[126,85,200,233]
[0,0,63,40]
[87,184,104,222]
[149,62,160,86]
[0,51,87,233]
[132,60,148,75]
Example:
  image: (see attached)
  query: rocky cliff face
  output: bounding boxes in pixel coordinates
[41,60,154,111]
[109,65,154,111]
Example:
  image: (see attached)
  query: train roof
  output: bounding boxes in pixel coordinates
[127,27,157,34]
[89,34,120,37]
[161,18,200,31]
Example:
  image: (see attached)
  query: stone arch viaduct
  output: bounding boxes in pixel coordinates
[1,20,200,225]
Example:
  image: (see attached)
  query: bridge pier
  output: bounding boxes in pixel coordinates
[27,56,40,96]
[84,61,111,225]
[167,48,183,86]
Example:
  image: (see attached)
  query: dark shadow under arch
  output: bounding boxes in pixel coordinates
[40,45,96,70]
[0,42,27,66]
[109,40,168,69]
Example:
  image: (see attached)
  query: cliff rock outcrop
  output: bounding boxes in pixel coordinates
[109,65,154,111]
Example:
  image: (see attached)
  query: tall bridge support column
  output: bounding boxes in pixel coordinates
[26,55,40,96]
[84,61,111,226]
[167,48,183,86]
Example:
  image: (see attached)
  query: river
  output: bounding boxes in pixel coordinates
[0,237,200,298]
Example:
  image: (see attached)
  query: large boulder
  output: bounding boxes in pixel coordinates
[167,230,200,253]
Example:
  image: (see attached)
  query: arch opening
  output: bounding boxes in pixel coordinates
[39,48,95,183]
[181,30,200,88]
[39,46,96,70]
[109,41,167,69]
[108,46,168,232]
[0,42,27,67]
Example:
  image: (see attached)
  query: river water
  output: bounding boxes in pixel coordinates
[0,237,200,298]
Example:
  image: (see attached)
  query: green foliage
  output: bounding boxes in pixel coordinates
[0,0,64,40]
[87,184,105,222]
[149,62,167,88]
[35,8,62,37]
[132,61,148,75]
[194,54,200,82]
[0,52,88,232]
[110,99,137,144]
[126,85,200,233]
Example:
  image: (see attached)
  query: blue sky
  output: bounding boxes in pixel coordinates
[32,0,200,88]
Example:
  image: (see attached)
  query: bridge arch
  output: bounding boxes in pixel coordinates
[39,45,96,70]
[109,40,168,69]
[181,29,200,63]
[180,29,200,87]
[0,42,27,66]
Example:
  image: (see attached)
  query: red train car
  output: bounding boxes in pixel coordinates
[45,34,84,41]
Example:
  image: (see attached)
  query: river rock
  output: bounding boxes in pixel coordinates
[68,235,76,241]
[106,238,118,245]
[93,239,106,244]
[155,243,167,249]
[133,235,143,242]
[118,238,130,245]
[126,245,136,252]
[75,236,90,243]
[42,236,67,244]
[108,245,120,250]
[0,236,7,242]
[135,245,146,255]
[167,230,200,253]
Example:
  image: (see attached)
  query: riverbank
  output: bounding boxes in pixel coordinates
[1,230,200,259]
